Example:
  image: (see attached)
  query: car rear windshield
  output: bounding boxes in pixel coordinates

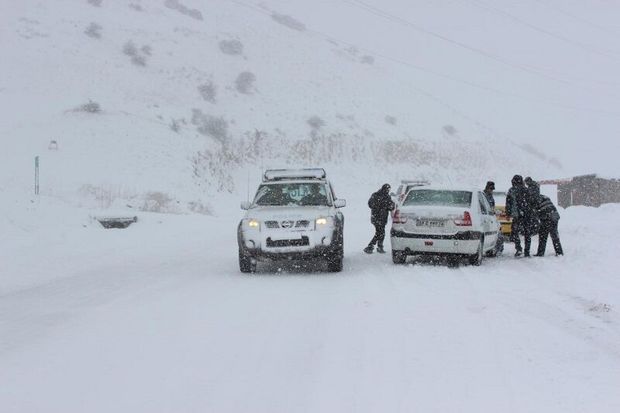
[403,190,472,208]
[254,183,330,206]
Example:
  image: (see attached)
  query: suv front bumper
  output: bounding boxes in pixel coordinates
[238,226,341,261]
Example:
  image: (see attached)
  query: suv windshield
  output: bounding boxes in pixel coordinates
[254,183,330,206]
[403,190,472,208]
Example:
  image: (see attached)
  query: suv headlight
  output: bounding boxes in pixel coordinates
[315,216,333,226]
[244,219,260,230]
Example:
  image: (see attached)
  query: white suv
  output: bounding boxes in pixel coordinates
[237,168,346,273]
[390,187,501,266]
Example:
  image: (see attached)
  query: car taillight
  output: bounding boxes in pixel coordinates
[393,209,407,224]
[454,211,472,226]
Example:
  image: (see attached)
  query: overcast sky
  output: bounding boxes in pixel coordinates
[265,0,620,177]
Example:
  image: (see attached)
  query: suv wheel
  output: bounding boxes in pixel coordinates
[239,248,256,273]
[327,253,343,272]
[392,250,406,264]
[326,230,344,272]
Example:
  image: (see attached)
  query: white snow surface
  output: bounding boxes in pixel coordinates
[2,191,620,412]
[2,1,620,411]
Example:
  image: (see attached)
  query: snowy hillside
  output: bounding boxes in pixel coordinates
[0,0,563,213]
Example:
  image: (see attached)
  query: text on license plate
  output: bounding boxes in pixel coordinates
[416,219,445,227]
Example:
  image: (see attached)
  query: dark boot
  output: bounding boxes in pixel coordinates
[363,245,374,254]
[377,246,386,254]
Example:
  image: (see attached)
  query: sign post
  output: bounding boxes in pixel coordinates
[34,156,40,195]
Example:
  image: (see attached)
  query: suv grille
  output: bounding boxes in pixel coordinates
[295,220,310,228]
[264,220,279,228]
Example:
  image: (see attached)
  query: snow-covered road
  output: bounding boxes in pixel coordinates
[1,199,619,412]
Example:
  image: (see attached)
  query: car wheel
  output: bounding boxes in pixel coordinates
[392,250,406,264]
[447,256,460,268]
[469,239,484,266]
[239,248,256,273]
[487,234,504,257]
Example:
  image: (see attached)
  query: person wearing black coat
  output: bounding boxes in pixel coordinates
[534,194,564,256]
[364,183,395,254]
[506,175,536,257]
[525,177,540,201]
[525,177,541,228]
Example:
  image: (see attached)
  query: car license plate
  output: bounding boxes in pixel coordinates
[416,219,444,228]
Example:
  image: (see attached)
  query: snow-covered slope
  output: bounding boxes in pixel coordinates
[0,0,562,213]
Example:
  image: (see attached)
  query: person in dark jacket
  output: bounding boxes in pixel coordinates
[483,181,496,210]
[524,177,540,201]
[506,175,535,257]
[364,183,395,254]
[524,176,541,231]
[300,184,328,206]
[534,194,564,256]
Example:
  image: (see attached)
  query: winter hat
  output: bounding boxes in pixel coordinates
[381,183,391,192]
[511,175,523,186]
[525,176,534,185]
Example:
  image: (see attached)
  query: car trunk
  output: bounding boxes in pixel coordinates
[397,206,473,235]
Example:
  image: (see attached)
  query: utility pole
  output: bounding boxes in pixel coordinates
[34,156,40,195]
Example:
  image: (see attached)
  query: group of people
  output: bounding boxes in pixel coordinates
[498,175,564,257]
[364,178,564,258]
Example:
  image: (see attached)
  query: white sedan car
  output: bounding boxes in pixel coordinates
[390,187,501,266]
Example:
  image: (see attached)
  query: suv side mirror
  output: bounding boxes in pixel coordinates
[334,199,346,208]
[240,201,252,210]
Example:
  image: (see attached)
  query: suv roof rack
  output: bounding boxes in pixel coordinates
[263,168,327,182]
[400,179,430,186]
